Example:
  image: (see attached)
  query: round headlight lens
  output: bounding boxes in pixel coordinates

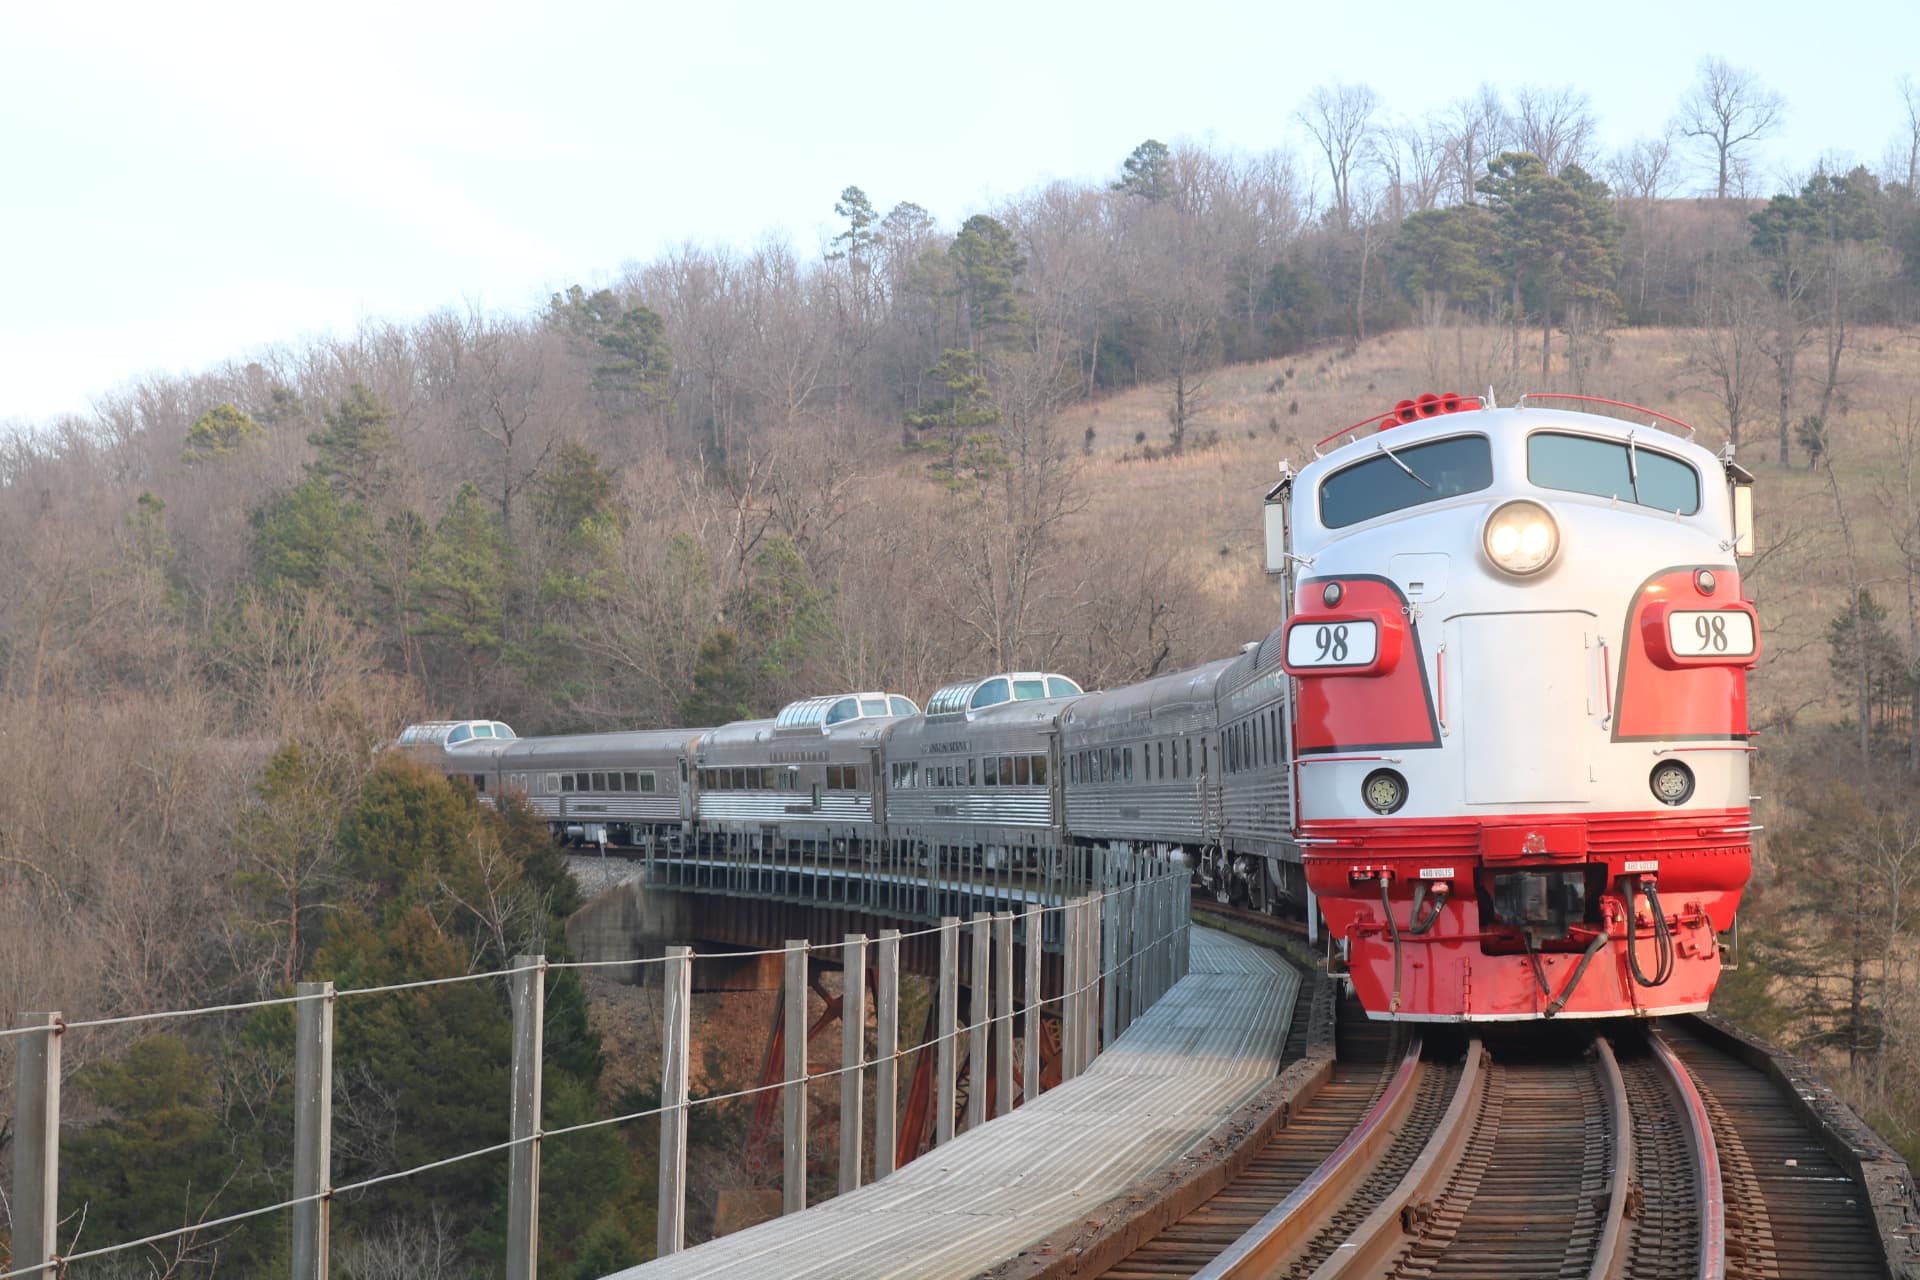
[1483,500,1560,576]
[1650,761,1694,806]
[1362,768,1408,815]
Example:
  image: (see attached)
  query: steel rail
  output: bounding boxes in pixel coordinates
[1649,1027,1727,1280]
[1588,1035,1636,1280]
[1310,1037,1488,1279]
[1191,1033,1427,1279]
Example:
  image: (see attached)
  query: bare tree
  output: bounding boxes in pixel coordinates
[1683,264,1770,450]
[1892,74,1920,194]
[1297,82,1381,231]
[1512,84,1598,174]
[1680,57,1787,199]
[1610,127,1680,313]
[1445,84,1511,204]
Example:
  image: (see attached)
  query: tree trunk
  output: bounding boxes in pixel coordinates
[1540,280,1553,383]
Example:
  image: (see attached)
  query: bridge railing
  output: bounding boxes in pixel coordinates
[4,849,1190,1280]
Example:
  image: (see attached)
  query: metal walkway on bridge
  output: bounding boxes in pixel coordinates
[606,925,1300,1280]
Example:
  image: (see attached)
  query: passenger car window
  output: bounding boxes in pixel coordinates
[827,698,859,724]
[970,678,1010,710]
[890,696,917,716]
[1012,679,1046,700]
[1527,432,1700,514]
[1320,434,1494,528]
[1047,676,1082,698]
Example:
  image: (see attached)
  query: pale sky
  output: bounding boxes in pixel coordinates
[2,0,1914,425]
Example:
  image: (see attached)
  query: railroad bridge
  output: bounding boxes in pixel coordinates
[572,842,1920,1280]
[8,843,1917,1279]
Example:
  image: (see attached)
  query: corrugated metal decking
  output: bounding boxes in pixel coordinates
[606,925,1298,1280]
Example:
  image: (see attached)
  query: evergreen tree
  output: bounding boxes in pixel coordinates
[1477,151,1621,378]
[1113,139,1175,202]
[827,184,880,263]
[251,478,367,598]
[904,349,1006,490]
[307,383,399,507]
[181,402,267,464]
[410,483,510,712]
[948,214,1030,349]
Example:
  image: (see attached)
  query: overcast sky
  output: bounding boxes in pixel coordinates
[3,0,1914,425]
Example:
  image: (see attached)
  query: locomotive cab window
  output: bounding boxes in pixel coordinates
[1319,434,1493,529]
[1527,432,1699,514]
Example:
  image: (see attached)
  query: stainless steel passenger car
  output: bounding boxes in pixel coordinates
[498,729,703,848]
[692,693,918,855]
[884,672,1083,868]
[1208,629,1302,910]
[394,721,520,804]
[1059,658,1230,855]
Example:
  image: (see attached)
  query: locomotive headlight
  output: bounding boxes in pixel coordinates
[1650,761,1695,806]
[1361,768,1408,815]
[1483,500,1560,576]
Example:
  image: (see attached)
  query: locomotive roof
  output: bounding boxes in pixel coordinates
[1302,394,1722,482]
[925,672,1084,719]
[396,720,518,747]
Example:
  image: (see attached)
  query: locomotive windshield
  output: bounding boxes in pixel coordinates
[1527,432,1700,514]
[1319,434,1493,528]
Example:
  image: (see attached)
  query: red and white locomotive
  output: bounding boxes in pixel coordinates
[1271,392,1758,1020]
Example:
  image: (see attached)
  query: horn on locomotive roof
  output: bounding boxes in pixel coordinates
[1317,391,1483,452]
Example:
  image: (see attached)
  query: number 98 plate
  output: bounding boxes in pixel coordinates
[1666,610,1756,657]
[1286,619,1380,668]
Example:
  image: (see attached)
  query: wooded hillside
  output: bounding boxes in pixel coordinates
[4,64,1920,1274]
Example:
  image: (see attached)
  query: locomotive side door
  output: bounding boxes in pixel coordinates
[1451,611,1595,804]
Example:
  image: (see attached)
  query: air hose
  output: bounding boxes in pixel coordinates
[1542,931,1609,1018]
[1380,877,1402,1015]
[1625,875,1675,988]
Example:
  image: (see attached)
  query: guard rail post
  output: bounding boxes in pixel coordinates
[839,933,866,1195]
[992,911,1013,1119]
[874,929,900,1179]
[292,982,334,1280]
[783,940,809,1213]
[1022,905,1041,1104]
[936,917,959,1145]
[657,946,692,1255]
[11,1011,60,1279]
[507,956,546,1279]
[967,912,990,1131]
[1062,899,1082,1081]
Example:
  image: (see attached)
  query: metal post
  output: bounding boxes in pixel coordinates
[1104,880,1120,1044]
[507,957,545,1279]
[1062,900,1081,1081]
[967,912,990,1131]
[839,933,866,1195]
[656,947,691,1255]
[1084,897,1101,1067]
[992,912,1013,1119]
[783,940,809,1213]
[11,1012,60,1279]
[936,916,958,1145]
[292,983,334,1280]
[875,928,899,1179]
[1022,905,1041,1105]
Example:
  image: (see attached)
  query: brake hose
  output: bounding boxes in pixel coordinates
[1626,875,1675,988]
[1408,881,1448,935]
[1380,877,1402,1015]
[1543,931,1609,1018]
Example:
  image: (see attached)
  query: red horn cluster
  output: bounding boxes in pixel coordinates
[1378,391,1474,432]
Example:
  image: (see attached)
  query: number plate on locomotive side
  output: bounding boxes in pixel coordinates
[1666,610,1756,657]
[1285,619,1380,668]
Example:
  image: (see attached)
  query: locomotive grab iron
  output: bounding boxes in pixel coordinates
[401,391,1757,1022]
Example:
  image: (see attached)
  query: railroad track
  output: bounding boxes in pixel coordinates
[1084,1014,1904,1280]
